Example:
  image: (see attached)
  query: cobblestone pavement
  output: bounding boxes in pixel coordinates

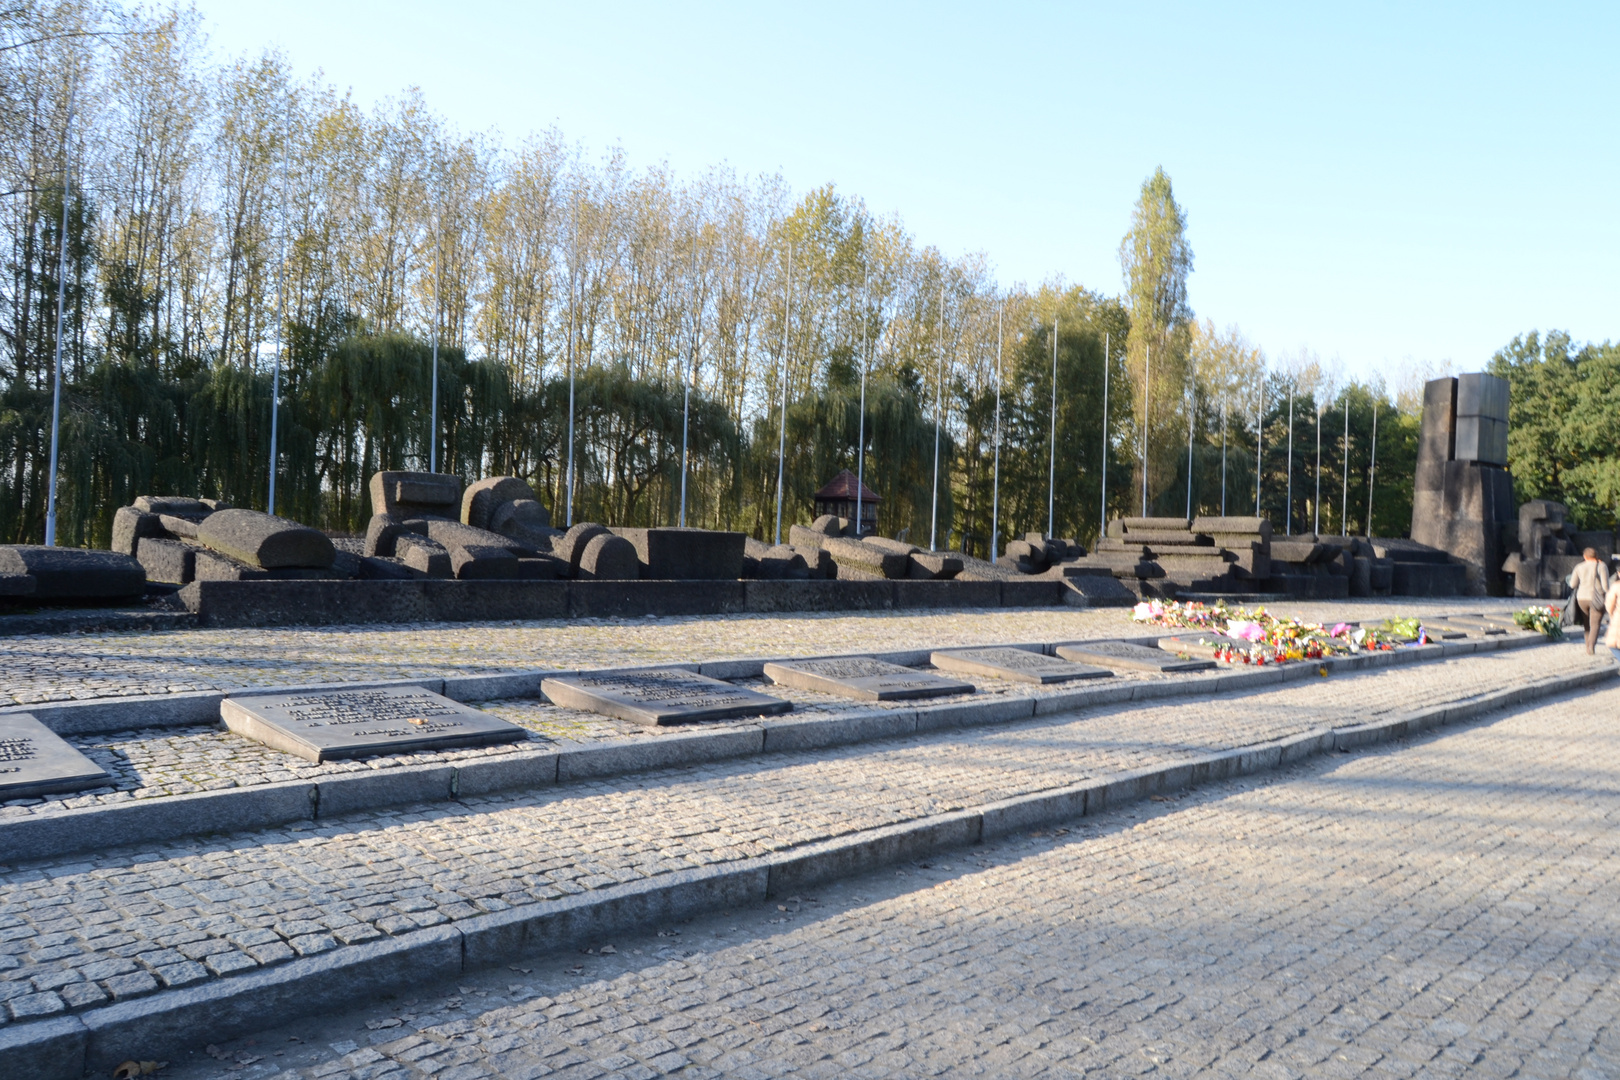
[0,598,1512,706]
[161,674,1620,1080]
[1,643,1604,1028]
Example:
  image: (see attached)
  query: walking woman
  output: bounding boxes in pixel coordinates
[1567,547,1611,655]
[1606,558,1620,664]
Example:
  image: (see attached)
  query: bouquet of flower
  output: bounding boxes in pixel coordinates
[1512,605,1564,640]
[1132,599,1404,665]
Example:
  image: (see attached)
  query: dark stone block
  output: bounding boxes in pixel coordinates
[578,534,639,580]
[568,579,746,617]
[1000,580,1064,607]
[612,527,747,580]
[368,470,462,517]
[0,574,34,596]
[744,580,892,612]
[451,544,520,579]
[461,476,539,529]
[112,506,164,555]
[555,522,610,574]
[398,534,453,578]
[1390,562,1467,596]
[423,579,569,620]
[135,536,196,584]
[193,549,346,582]
[365,512,404,557]
[892,580,999,608]
[132,496,214,517]
[196,509,335,569]
[0,546,146,600]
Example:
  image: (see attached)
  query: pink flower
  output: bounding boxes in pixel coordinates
[1227,620,1266,642]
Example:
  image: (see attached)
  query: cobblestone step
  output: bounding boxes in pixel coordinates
[0,630,1552,862]
[1,642,1612,1077]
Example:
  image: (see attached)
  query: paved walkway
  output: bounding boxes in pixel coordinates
[166,673,1620,1079]
[0,598,1507,706]
[0,642,1602,1029]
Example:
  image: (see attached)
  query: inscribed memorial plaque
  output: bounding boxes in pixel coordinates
[541,668,792,726]
[221,685,526,762]
[1425,616,1506,636]
[930,647,1111,685]
[1156,634,1253,661]
[763,657,975,701]
[1054,640,1215,673]
[0,713,110,799]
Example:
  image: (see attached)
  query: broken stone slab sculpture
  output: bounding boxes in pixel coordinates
[611,528,746,579]
[554,523,610,576]
[461,476,543,530]
[195,509,336,569]
[368,470,463,519]
[577,533,640,580]
[0,546,147,600]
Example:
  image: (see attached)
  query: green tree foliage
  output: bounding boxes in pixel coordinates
[1489,330,1620,529]
[1119,166,1194,509]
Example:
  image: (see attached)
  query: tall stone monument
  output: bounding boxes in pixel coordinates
[1410,373,1515,596]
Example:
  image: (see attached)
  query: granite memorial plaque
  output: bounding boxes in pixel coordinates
[0,713,111,799]
[763,657,975,701]
[930,647,1111,685]
[1157,634,1254,661]
[221,685,527,762]
[541,668,792,726]
[1426,615,1506,636]
[1054,640,1216,673]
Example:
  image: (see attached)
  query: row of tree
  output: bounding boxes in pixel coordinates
[7,1,1588,554]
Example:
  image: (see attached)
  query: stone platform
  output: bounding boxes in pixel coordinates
[0,608,1609,1076]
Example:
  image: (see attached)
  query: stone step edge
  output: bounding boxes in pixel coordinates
[0,631,1554,864]
[12,660,1610,1080]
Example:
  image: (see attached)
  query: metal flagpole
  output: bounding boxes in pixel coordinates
[429,214,440,474]
[773,242,792,545]
[1047,317,1058,537]
[1185,381,1194,519]
[1099,331,1108,538]
[565,196,579,527]
[1253,373,1263,516]
[679,249,696,528]
[1220,394,1228,515]
[44,88,75,546]
[929,288,944,551]
[1366,401,1378,536]
[1341,396,1350,536]
[267,110,288,517]
[1314,400,1322,535]
[855,268,869,538]
[992,308,1004,560]
[1141,343,1150,516]
[1285,379,1293,534]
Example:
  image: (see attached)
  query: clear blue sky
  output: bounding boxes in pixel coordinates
[199,1,1616,383]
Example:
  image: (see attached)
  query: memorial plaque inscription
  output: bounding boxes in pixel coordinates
[221,685,527,762]
[541,668,792,726]
[763,657,975,701]
[1054,640,1216,673]
[930,647,1111,685]
[0,713,110,800]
